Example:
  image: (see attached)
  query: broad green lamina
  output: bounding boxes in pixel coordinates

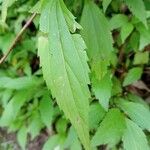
[0,0,149,149]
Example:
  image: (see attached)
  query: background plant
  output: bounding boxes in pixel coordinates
[0,0,150,150]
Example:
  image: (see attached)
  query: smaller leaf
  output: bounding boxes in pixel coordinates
[9,119,22,132]
[56,118,68,135]
[123,119,149,150]
[139,35,150,50]
[133,51,149,65]
[92,108,126,148]
[123,67,142,86]
[64,127,82,150]
[89,102,106,130]
[124,0,147,27]
[28,111,44,139]
[121,22,134,43]
[136,23,150,50]
[129,31,140,50]
[102,0,112,13]
[81,1,113,60]
[39,93,53,128]
[17,126,27,150]
[1,89,13,107]
[109,14,128,30]
[111,77,122,96]
[1,0,16,23]
[127,93,149,109]
[91,60,109,80]
[0,33,15,53]
[70,140,82,150]
[0,76,43,90]
[0,90,29,127]
[43,135,65,150]
[92,73,112,110]
[110,51,118,67]
[117,99,150,131]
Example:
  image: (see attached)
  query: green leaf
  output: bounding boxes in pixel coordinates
[124,0,147,27]
[0,33,15,53]
[70,140,82,150]
[109,14,128,30]
[38,1,90,149]
[39,93,53,128]
[29,1,42,14]
[1,0,16,23]
[8,119,22,132]
[1,0,9,23]
[56,118,68,135]
[0,90,30,127]
[102,0,112,13]
[60,0,82,33]
[28,111,44,139]
[123,119,150,150]
[92,73,112,110]
[133,51,149,65]
[139,35,150,50]
[64,127,82,150]
[0,76,43,90]
[111,77,122,96]
[136,23,150,50]
[92,108,126,148]
[129,31,140,50]
[117,99,150,131]
[110,51,118,67]
[123,67,143,86]
[80,1,114,111]
[91,59,109,80]
[127,93,149,109]
[121,22,134,43]
[43,135,65,150]
[1,89,13,107]
[17,126,27,150]
[80,0,113,61]
[89,102,106,130]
